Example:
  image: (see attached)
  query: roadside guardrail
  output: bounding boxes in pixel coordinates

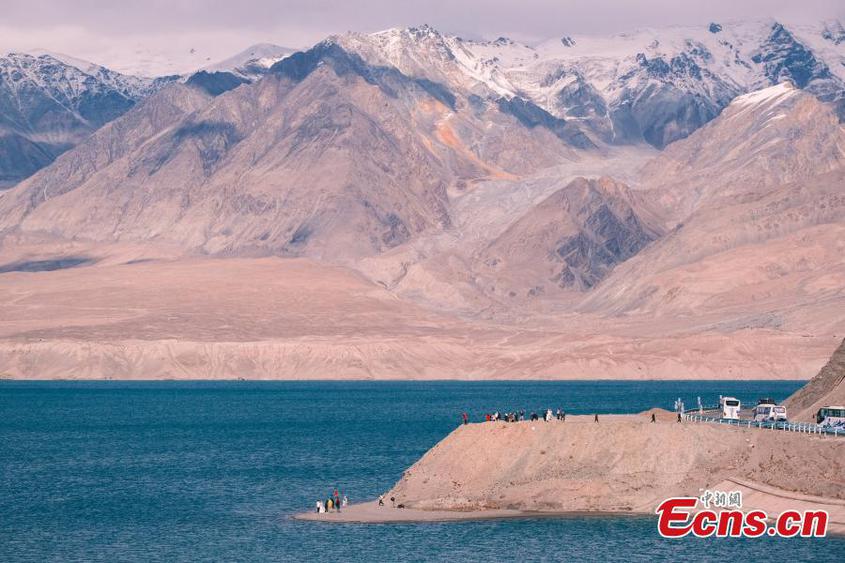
[681,410,845,438]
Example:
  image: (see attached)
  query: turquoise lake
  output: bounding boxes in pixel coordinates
[1,380,842,561]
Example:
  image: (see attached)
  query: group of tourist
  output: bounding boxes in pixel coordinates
[474,408,567,423]
[315,488,348,514]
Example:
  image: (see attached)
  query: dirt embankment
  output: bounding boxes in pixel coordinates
[386,414,845,514]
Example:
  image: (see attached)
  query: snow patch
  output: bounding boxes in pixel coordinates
[731,81,799,108]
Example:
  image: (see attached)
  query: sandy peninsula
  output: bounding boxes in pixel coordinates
[296,413,845,533]
[297,341,845,533]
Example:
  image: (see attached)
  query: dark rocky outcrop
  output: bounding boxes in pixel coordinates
[185,71,248,96]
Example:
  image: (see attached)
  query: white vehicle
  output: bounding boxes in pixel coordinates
[720,396,741,420]
[816,406,845,427]
[753,402,788,422]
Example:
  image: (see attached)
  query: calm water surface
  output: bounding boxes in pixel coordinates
[1,380,842,561]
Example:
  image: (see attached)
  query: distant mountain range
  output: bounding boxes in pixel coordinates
[0,20,843,379]
[2,20,843,189]
[0,44,293,187]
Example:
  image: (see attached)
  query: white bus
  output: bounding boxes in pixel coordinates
[753,402,788,422]
[816,406,845,427]
[720,396,741,420]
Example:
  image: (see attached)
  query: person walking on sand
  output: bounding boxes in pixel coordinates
[594,413,599,423]
[677,412,682,423]
[651,412,656,423]
[562,410,566,422]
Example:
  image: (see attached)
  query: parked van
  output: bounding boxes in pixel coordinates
[720,396,741,420]
[753,401,788,422]
[753,403,774,422]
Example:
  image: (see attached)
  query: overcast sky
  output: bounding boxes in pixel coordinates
[1,0,842,75]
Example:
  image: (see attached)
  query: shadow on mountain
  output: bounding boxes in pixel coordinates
[0,256,94,274]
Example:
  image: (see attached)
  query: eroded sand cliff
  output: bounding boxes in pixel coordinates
[386,413,845,514]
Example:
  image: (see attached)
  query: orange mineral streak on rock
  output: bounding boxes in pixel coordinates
[433,118,518,181]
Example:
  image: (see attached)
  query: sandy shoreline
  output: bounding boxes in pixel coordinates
[294,411,845,535]
[294,490,845,535]
[293,500,650,524]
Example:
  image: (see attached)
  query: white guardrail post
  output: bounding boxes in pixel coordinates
[678,408,842,438]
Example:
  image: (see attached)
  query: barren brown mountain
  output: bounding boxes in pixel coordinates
[0,43,586,261]
[580,87,845,335]
[0,34,842,380]
[476,176,663,299]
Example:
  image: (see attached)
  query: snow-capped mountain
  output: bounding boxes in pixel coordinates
[201,43,294,80]
[184,43,294,96]
[0,51,174,187]
[331,21,845,148]
[2,20,843,188]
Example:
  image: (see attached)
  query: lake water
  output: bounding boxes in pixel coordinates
[1,380,842,561]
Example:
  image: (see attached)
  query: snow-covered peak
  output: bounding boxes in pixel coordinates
[201,43,294,79]
[731,81,799,108]
[0,51,160,101]
[308,20,844,149]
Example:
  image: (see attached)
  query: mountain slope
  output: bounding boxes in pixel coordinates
[641,82,845,223]
[3,20,843,189]
[0,82,213,231]
[476,177,662,299]
[433,20,845,148]
[0,52,172,187]
[185,43,295,96]
[0,41,590,260]
[579,85,845,329]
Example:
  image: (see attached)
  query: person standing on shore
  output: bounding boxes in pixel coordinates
[651,413,656,423]
[594,414,599,423]
[462,412,468,425]
[378,495,384,507]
